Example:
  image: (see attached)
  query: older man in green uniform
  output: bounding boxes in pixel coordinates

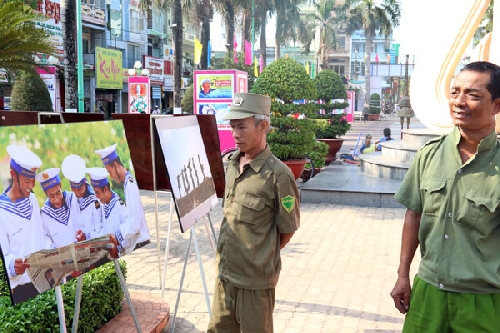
[390,61,500,332]
[208,93,300,332]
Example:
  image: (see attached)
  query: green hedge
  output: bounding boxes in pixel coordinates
[0,260,126,332]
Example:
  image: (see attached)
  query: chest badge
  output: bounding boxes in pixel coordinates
[281,195,295,213]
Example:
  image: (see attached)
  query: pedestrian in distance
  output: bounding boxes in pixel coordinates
[362,103,370,122]
[390,61,500,332]
[207,93,300,333]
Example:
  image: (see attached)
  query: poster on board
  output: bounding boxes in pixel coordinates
[196,73,234,99]
[154,116,218,232]
[128,76,151,113]
[0,121,150,304]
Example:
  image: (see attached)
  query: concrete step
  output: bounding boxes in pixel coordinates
[401,128,449,147]
[360,153,409,180]
[299,163,403,208]
[379,140,420,164]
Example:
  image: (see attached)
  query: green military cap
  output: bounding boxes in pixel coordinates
[223,93,271,120]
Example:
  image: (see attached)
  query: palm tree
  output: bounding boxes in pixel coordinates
[345,0,401,104]
[274,0,307,59]
[0,2,55,75]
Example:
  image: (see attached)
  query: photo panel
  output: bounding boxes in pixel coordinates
[0,120,150,304]
[154,115,219,232]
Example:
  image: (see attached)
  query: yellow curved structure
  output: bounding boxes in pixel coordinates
[410,0,491,130]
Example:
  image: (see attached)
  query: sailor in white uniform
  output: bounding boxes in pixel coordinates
[95,144,150,250]
[87,167,134,257]
[36,168,83,249]
[0,145,46,303]
[61,155,103,240]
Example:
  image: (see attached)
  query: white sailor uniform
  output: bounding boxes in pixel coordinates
[41,191,82,248]
[78,183,103,239]
[0,189,47,291]
[123,172,150,250]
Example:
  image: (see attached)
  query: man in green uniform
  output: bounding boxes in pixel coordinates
[390,61,500,332]
[208,93,300,332]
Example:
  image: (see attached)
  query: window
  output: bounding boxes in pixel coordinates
[130,10,143,33]
[127,44,141,68]
[334,65,345,75]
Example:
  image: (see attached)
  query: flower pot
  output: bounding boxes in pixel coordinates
[317,138,344,165]
[368,114,380,121]
[283,158,310,180]
[300,167,321,182]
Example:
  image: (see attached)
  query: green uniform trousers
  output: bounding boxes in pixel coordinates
[208,279,275,333]
[403,275,500,333]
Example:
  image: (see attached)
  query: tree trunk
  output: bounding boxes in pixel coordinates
[199,0,210,69]
[224,1,235,58]
[260,10,267,71]
[242,7,251,45]
[61,0,77,110]
[172,0,183,108]
[275,2,285,60]
[364,29,372,104]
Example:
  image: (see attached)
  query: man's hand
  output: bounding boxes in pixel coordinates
[14,258,30,275]
[75,230,86,242]
[108,235,119,259]
[390,276,411,314]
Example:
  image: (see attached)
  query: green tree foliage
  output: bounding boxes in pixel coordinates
[251,57,317,117]
[0,1,55,76]
[314,69,347,101]
[10,71,53,111]
[181,85,194,113]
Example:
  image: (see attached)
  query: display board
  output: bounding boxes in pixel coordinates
[154,115,218,232]
[0,121,150,304]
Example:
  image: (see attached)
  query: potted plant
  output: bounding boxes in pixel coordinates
[267,117,316,179]
[313,114,351,165]
[252,58,323,179]
[309,69,351,164]
[368,93,381,120]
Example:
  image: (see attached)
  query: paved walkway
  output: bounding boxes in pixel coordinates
[121,190,421,333]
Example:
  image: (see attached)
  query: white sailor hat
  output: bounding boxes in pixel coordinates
[36,168,61,191]
[6,145,42,179]
[87,167,109,188]
[95,144,118,165]
[61,155,86,189]
[201,78,211,85]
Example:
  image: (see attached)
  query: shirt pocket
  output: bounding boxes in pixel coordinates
[457,190,500,235]
[420,178,446,216]
[235,194,266,224]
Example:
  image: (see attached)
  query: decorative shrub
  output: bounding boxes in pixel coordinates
[181,84,194,113]
[0,260,127,332]
[313,114,351,139]
[268,117,317,160]
[369,93,381,114]
[305,141,329,169]
[251,58,317,117]
[10,71,53,111]
[314,69,347,101]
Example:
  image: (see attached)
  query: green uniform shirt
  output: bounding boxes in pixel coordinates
[395,127,500,293]
[217,146,300,290]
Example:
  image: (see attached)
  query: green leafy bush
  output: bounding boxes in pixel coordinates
[10,71,53,111]
[313,69,347,101]
[313,114,351,139]
[305,141,329,169]
[268,117,317,160]
[0,260,126,332]
[251,58,317,117]
[369,93,381,114]
[180,85,194,113]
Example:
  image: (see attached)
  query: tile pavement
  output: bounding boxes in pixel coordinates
[116,190,421,333]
